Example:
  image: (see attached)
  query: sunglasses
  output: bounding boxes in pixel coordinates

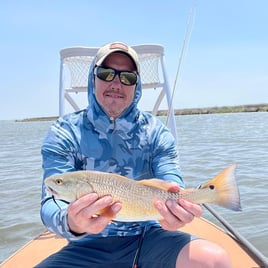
[94,66,138,86]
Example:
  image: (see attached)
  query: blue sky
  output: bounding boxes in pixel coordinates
[0,0,267,120]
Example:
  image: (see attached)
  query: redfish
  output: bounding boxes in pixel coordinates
[45,165,241,221]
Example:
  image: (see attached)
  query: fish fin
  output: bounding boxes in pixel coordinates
[138,178,177,191]
[201,164,242,211]
[98,206,117,219]
[179,188,196,194]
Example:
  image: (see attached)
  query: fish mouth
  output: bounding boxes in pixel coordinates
[47,186,58,196]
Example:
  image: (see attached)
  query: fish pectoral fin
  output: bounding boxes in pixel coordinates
[98,206,116,219]
[138,178,178,191]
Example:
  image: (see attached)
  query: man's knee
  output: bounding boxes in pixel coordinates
[176,239,232,268]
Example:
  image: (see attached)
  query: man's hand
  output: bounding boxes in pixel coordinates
[154,182,203,231]
[67,193,122,235]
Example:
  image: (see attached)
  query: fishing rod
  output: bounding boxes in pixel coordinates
[165,2,268,267]
[166,1,196,127]
[203,204,268,268]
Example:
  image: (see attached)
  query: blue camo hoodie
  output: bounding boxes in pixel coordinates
[40,54,184,241]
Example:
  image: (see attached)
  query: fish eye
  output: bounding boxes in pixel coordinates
[55,178,63,185]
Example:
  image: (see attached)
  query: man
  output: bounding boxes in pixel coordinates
[38,42,232,267]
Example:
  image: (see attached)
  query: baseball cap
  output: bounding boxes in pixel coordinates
[95,42,139,73]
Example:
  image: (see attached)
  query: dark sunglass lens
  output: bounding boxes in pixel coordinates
[120,72,137,85]
[97,68,115,82]
[96,67,137,85]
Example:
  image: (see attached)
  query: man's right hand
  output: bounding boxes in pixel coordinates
[67,193,122,235]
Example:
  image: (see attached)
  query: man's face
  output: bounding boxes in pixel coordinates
[94,52,137,118]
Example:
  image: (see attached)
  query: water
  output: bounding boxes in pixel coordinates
[175,112,268,256]
[0,113,267,263]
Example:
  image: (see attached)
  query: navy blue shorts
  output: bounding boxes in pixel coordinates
[35,227,194,268]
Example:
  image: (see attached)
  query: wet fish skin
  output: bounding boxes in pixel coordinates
[45,165,241,222]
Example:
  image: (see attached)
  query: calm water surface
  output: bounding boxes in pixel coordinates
[0,112,267,263]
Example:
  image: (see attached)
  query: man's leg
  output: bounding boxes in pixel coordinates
[176,239,232,268]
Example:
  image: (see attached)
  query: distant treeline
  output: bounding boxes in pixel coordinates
[157,103,268,116]
[17,103,268,122]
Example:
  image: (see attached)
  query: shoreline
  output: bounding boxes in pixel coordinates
[16,103,268,122]
[161,103,268,116]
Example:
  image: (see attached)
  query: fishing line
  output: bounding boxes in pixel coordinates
[52,195,61,209]
[52,195,70,208]
[166,1,196,127]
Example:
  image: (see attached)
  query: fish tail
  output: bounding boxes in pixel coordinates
[200,164,242,211]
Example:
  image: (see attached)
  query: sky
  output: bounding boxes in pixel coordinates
[0,0,267,120]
